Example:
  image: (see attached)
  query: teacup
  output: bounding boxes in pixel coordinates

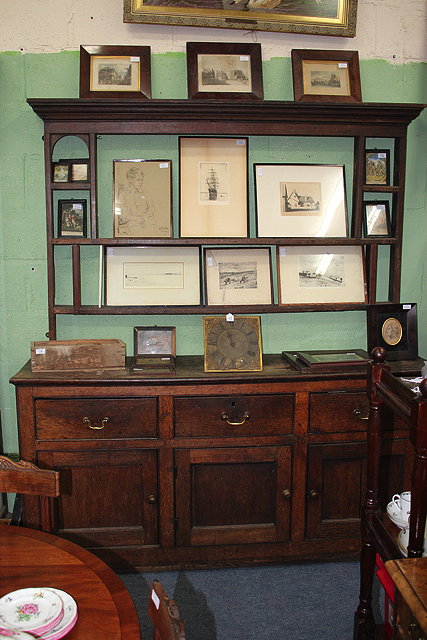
[392,491,411,519]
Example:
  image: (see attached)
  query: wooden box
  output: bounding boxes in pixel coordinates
[31,339,126,372]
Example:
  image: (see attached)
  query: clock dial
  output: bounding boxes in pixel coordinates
[203,316,262,372]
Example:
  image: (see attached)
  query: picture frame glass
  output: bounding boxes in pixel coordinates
[71,162,89,182]
[364,201,390,237]
[90,56,140,92]
[198,54,252,93]
[134,326,176,356]
[52,163,69,183]
[58,199,87,237]
[302,60,350,97]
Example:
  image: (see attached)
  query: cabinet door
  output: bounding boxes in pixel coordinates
[38,449,158,548]
[174,446,292,547]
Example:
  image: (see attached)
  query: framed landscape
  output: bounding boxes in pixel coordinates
[291,49,361,102]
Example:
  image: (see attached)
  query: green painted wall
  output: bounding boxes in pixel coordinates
[0,52,426,453]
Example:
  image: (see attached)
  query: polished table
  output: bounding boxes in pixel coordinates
[0,525,141,639]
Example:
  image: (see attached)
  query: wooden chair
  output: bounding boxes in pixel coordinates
[0,455,61,532]
[148,580,186,640]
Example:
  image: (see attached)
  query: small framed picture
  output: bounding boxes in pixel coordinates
[70,159,89,182]
[79,45,151,99]
[58,199,87,237]
[291,49,361,103]
[367,303,418,361]
[203,315,263,372]
[52,162,70,183]
[294,349,370,372]
[186,42,263,100]
[363,201,391,237]
[132,325,176,371]
[364,150,390,186]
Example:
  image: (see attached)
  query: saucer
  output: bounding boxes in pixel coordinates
[39,589,78,640]
[386,501,409,529]
[0,588,63,636]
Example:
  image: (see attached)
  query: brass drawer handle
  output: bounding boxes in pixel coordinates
[282,489,292,499]
[308,489,319,499]
[147,494,157,504]
[221,411,250,426]
[82,416,110,430]
[352,408,369,420]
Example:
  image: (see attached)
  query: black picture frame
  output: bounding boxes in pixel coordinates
[367,303,418,361]
[58,199,87,238]
[364,149,390,186]
[363,200,391,237]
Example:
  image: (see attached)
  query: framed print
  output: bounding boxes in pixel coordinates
[58,199,87,238]
[113,159,172,238]
[278,245,366,305]
[204,248,272,306]
[365,150,390,186]
[363,201,391,237]
[79,45,151,99]
[132,325,176,370]
[255,164,348,238]
[186,42,263,101]
[367,303,418,360]
[203,315,262,372]
[180,137,248,238]
[52,162,70,183]
[105,246,200,306]
[291,50,361,103]
[124,0,358,38]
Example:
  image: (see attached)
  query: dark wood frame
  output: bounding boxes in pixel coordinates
[79,45,151,99]
[295,349,369,371]
[186,42,263,101]
[57,199,87,238]
[133,325,176,357]
[367,303,418,360]
[291,49,362,103]
[363,200,391,237]
[364,149,390,186]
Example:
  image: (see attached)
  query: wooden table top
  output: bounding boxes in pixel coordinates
[386,557,427,636]
[0,525,141,639]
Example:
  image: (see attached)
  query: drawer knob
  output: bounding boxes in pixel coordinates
[282,489,291,499]
[308,489,319,499]
[352,408,369,420]
[82,416,110,430]
[221,411,250,426]
[147,494,157,504]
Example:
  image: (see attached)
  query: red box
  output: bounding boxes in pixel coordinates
[375,554,395,638]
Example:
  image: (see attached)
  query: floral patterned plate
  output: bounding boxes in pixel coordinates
[0,630,37,640]
[39,590,78,640]
[0,588,63,636]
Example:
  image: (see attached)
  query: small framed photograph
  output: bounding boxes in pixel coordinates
[363,201,391,237]
[203,315,262,372]
[278,245,367,305]
[52,162,70,183]
[367,303,418,361]
[105,246,200,306]
[180,137,248,238]
[132,325,176,371]
[365,150,390,186]
[204,247,272,306]
[186,42,263,100]
[79,45,151,99]
[291,49,361,103]
[254,164,348,238]
[113,159,172,238]
[58,199,87,238]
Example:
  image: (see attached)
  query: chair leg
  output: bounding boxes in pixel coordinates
[353,538,377,639]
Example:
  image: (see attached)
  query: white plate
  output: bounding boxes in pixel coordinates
[0,631,37,640]
[0,588,63,635]
[39,589,78,640]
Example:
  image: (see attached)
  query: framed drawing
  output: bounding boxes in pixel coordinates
[58,199,87,238]
[365,149,390,186]
[367,303,418,360]
[254,164,348,238]
[113,159,172,238]
[278,245,366,305]
[79,45,151,99]
[363,201,391,237]
[105,246,200,306]
[179,137,248,238]
[291,49,361,102]
[203,315,262,372]
[132,325,176,371]
[186,42,263,100]
[52,162,70,183]
[124,0,358,37]
[204,247,272,306]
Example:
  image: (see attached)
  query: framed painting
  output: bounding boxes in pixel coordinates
[254,164,348,238]
[364,149,390,186]
[79,45,151,99]
[186,42,263,100]
[291,49,361,102]
[367,303,418,361]
[58,199,87,238]
[203,315,263,372]
[124,0,358,37]
[363,201,391,237]
[52,162,70,183]
[132,325,176,371]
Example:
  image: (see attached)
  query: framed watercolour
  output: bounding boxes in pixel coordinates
[186,42,263,100]
[180,137,248,238]
[79,45,151,99]
[204,247,272,306]
[105,246,200,306]
[203,315,262,372]
[363,201,391,237]
[58,199,87,238]
[365,150,390,186]
[254,164,348,238]
[132,325,176,371]
[113,159,172,238]
[278,245,366,305]
[291,50,361,103]
[124,0,358,38]
[367,303,418,360]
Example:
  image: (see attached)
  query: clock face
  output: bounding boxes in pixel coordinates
[203,316,262,372]
[381,317,403,346]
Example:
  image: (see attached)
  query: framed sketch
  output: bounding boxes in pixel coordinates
[203,315,263,372]
[363,201,391,237]
[365,149,390,186]
[58,199,87,238]
[277,245,366,305]
[105,246,200,306]
[79,45,151,99]
[254,164,348,238]
[124,0,358,37]
[180,137,248,238]
[291,50,361,102]
[367,303,418,361]
[113,159,172,238]
[186,42,263,100]
[204,248,272,306]
[132,325,176,371]
[52,162,70,183]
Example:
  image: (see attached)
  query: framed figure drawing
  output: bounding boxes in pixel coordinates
[291,49,361,102]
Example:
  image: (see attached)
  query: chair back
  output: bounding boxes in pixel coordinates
[148,580,186,640]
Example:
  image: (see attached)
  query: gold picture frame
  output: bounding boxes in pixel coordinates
[291,49,361,102]
[203,315,262,372]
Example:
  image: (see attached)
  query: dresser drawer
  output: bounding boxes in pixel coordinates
[35,397,158,439]
[174,394,294,437]
[309,391,368,434]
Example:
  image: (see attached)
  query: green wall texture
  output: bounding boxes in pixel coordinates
[0,51,426,453]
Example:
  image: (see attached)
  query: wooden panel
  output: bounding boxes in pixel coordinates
[309,391,369,434]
